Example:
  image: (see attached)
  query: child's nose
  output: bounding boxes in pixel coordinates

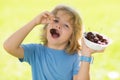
[55,23,62,30]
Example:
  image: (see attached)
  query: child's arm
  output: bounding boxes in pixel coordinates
[73,54,91,80]
[3,11,54,58]
[73,38,104,80]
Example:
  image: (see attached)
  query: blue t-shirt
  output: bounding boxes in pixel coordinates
[19,44,80,80]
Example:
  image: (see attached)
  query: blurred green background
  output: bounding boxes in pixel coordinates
[0,0,120,80]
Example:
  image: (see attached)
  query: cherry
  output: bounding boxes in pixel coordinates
[85,32,108,45]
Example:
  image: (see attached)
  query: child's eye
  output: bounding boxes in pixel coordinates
[64,24,69,28]
[53,19,59,23]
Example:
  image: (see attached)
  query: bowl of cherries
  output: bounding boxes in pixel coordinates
[83,32,111,51]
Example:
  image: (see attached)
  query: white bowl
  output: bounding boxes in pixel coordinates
[83,32,111,51]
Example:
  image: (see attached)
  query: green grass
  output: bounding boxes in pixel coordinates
[0,0,120,80]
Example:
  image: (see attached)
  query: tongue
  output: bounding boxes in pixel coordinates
[52,34,59,38]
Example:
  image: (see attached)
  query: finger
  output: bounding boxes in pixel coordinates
[43,12,50,17]
[98,49,105,53]
[48,13,55,22]
[43,11,53,18]
[44,12,55,22]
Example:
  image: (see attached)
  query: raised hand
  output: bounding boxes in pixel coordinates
[81,38,105,56]
[33,11,54,25]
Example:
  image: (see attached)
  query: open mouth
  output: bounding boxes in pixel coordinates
[50,29,60,38]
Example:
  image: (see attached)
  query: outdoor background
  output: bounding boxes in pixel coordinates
[0,0,120,80]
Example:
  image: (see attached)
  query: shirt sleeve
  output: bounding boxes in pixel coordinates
[19,44,36,64]
[73,54,81,75]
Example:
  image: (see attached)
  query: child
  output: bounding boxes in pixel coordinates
[3,5,103,80]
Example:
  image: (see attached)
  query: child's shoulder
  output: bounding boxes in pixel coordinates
[21,43,44,48]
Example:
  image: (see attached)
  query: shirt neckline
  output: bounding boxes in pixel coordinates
[43,45,65,53]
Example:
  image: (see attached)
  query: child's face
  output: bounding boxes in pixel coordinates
[46,10,73,48]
